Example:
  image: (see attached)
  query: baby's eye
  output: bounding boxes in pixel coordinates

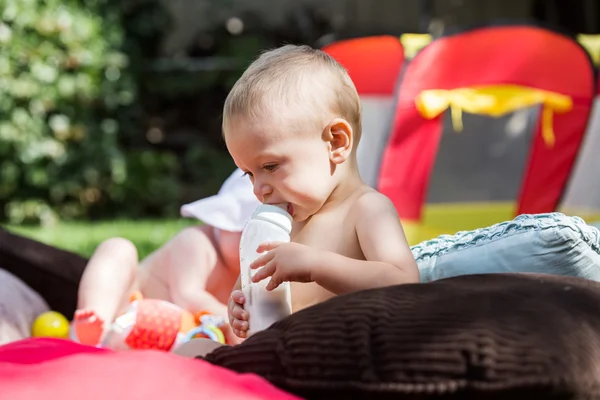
[242,171,253,178]
[263,164,278,172]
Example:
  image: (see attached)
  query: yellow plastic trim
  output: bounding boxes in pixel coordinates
[403,202,600,246]
[415,84,573,147]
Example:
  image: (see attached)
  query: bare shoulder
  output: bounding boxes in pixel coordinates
[175,224,214,241]
[163,224,220,266]
[349,188,417,279]
[351,189,399,218]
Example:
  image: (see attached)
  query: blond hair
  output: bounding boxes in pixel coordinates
[223,44,362,143]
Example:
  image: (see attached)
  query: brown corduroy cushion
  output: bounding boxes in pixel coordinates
[202,273,600,399]
[0,228,86,318]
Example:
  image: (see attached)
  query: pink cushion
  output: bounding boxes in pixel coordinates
[0,338,298,400]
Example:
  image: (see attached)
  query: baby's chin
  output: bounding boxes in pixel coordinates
[289,207,315,223]
[282,202,320,222]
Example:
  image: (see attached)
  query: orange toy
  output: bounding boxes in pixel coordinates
[100,292,226,352]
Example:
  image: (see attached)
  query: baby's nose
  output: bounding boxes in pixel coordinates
[253,182,272,203]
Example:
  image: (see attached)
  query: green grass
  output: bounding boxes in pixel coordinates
[3,219,199,259]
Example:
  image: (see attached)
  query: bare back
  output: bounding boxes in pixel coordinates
[140,225,238,307]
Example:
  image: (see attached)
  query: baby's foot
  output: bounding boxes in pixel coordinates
[129,290,143,303]
[73,309,105,346]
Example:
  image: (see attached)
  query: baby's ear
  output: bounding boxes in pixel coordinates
[323,118,353,164]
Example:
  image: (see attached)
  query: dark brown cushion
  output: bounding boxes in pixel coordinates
[202,273,600,399]
[0,228,86,318]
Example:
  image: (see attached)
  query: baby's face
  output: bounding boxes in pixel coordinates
[224,115,336,221]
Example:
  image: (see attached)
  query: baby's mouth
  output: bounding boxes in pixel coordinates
[287,203,294,217]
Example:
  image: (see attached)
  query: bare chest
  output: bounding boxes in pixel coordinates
[293,210,362,256]
[289,210,365,312]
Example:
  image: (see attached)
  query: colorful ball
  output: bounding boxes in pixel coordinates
[32,311,70,338]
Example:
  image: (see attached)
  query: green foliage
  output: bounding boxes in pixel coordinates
[0,0,181,224]
[181,142,237,198]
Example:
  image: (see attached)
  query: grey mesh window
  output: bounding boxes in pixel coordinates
[426,106,541,204]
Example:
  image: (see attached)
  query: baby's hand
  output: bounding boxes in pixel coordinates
[250,241,319,290]
[228,289,249,339]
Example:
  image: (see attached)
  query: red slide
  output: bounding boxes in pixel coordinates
[0,338,298,400]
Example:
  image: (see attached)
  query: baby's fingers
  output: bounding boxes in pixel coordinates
[256,241,283,253]
[251,262,276,283]
[250,251,274,270]
[231,317,249,332]
[233,328,248,339]
[230,290,245,305]
[265,276,282,291]
[231,304,248,321]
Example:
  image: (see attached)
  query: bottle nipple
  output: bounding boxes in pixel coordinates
[271,203,289,213]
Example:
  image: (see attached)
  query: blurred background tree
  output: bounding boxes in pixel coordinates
[1,0,599,228]
[0,0,180,224]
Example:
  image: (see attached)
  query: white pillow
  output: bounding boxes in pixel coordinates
[0,268,50,344]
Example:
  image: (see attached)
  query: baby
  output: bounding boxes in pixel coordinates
[73,168,260,346]
[220,44,421,340]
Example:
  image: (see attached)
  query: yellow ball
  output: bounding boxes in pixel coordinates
[32,311,70,338]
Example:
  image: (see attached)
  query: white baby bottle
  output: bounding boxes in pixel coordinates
[239,203,293,336]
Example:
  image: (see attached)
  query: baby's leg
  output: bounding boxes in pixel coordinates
[74,237,139,345]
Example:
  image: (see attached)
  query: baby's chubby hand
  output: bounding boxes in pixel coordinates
[250,241,320,290]
[228,290,249,338]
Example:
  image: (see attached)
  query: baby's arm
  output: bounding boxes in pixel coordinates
[161,227,228,317]
[312,192,420,294]
[170,276,228,318]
